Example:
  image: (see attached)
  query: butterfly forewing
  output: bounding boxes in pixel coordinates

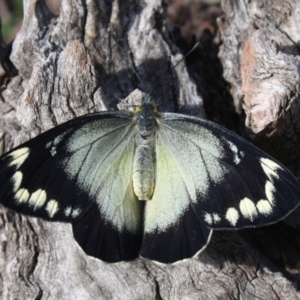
[0,111,143,262]
[157,113,300,230]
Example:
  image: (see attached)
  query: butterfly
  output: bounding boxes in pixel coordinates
[0,94,299,264]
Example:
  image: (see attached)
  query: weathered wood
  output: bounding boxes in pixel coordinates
[218,0,300,165]
[0,0,299,299]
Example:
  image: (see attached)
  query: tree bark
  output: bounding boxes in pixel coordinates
[0,0,300,299]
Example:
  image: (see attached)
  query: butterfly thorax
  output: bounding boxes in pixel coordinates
[132,95,159,201]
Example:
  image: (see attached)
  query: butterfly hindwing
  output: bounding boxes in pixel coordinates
[0,111,143,262]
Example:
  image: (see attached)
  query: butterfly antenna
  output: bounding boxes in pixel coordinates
[112,36,148,93]
[148,42,200,96]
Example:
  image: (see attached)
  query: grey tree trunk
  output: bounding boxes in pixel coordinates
[0,0,299,299]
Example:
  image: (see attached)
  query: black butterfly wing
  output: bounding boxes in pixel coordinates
[0,111,143,262]
[140,113,300,264]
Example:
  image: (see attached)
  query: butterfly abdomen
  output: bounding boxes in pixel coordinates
[132,145,155,200]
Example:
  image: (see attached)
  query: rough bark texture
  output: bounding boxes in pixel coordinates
[0,0,300,299]
[218,0,300,166]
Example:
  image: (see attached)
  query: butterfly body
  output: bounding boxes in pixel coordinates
[132,95,158,201]
[0,94,300,264]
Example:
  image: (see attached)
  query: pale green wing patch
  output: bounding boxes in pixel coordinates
[144,132,192,233]
[63,117,142,233]
[142,118,213,263]
[144,114,228,234]
[153,113,300,231]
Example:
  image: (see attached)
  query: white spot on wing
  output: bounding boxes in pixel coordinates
[257,199,273,216]
[239,197,257,221]
[265,181,276,205]
[64,206,72,217]
[45,141,52,149]
[71,207,82,218]
[46,200,59,218]
[50,147,57,156]
[260,158,282,179]
[46,133,67,156]
[64,206,82,218]
[227,141,241,164]
[203,212,221,225]
[225,207,239,226]
[15,188,30,204]
[11,171,23,192]
[204,213,213,225]
[213,213,221,224]
[8,148,30,169]
[29,189,47,210]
